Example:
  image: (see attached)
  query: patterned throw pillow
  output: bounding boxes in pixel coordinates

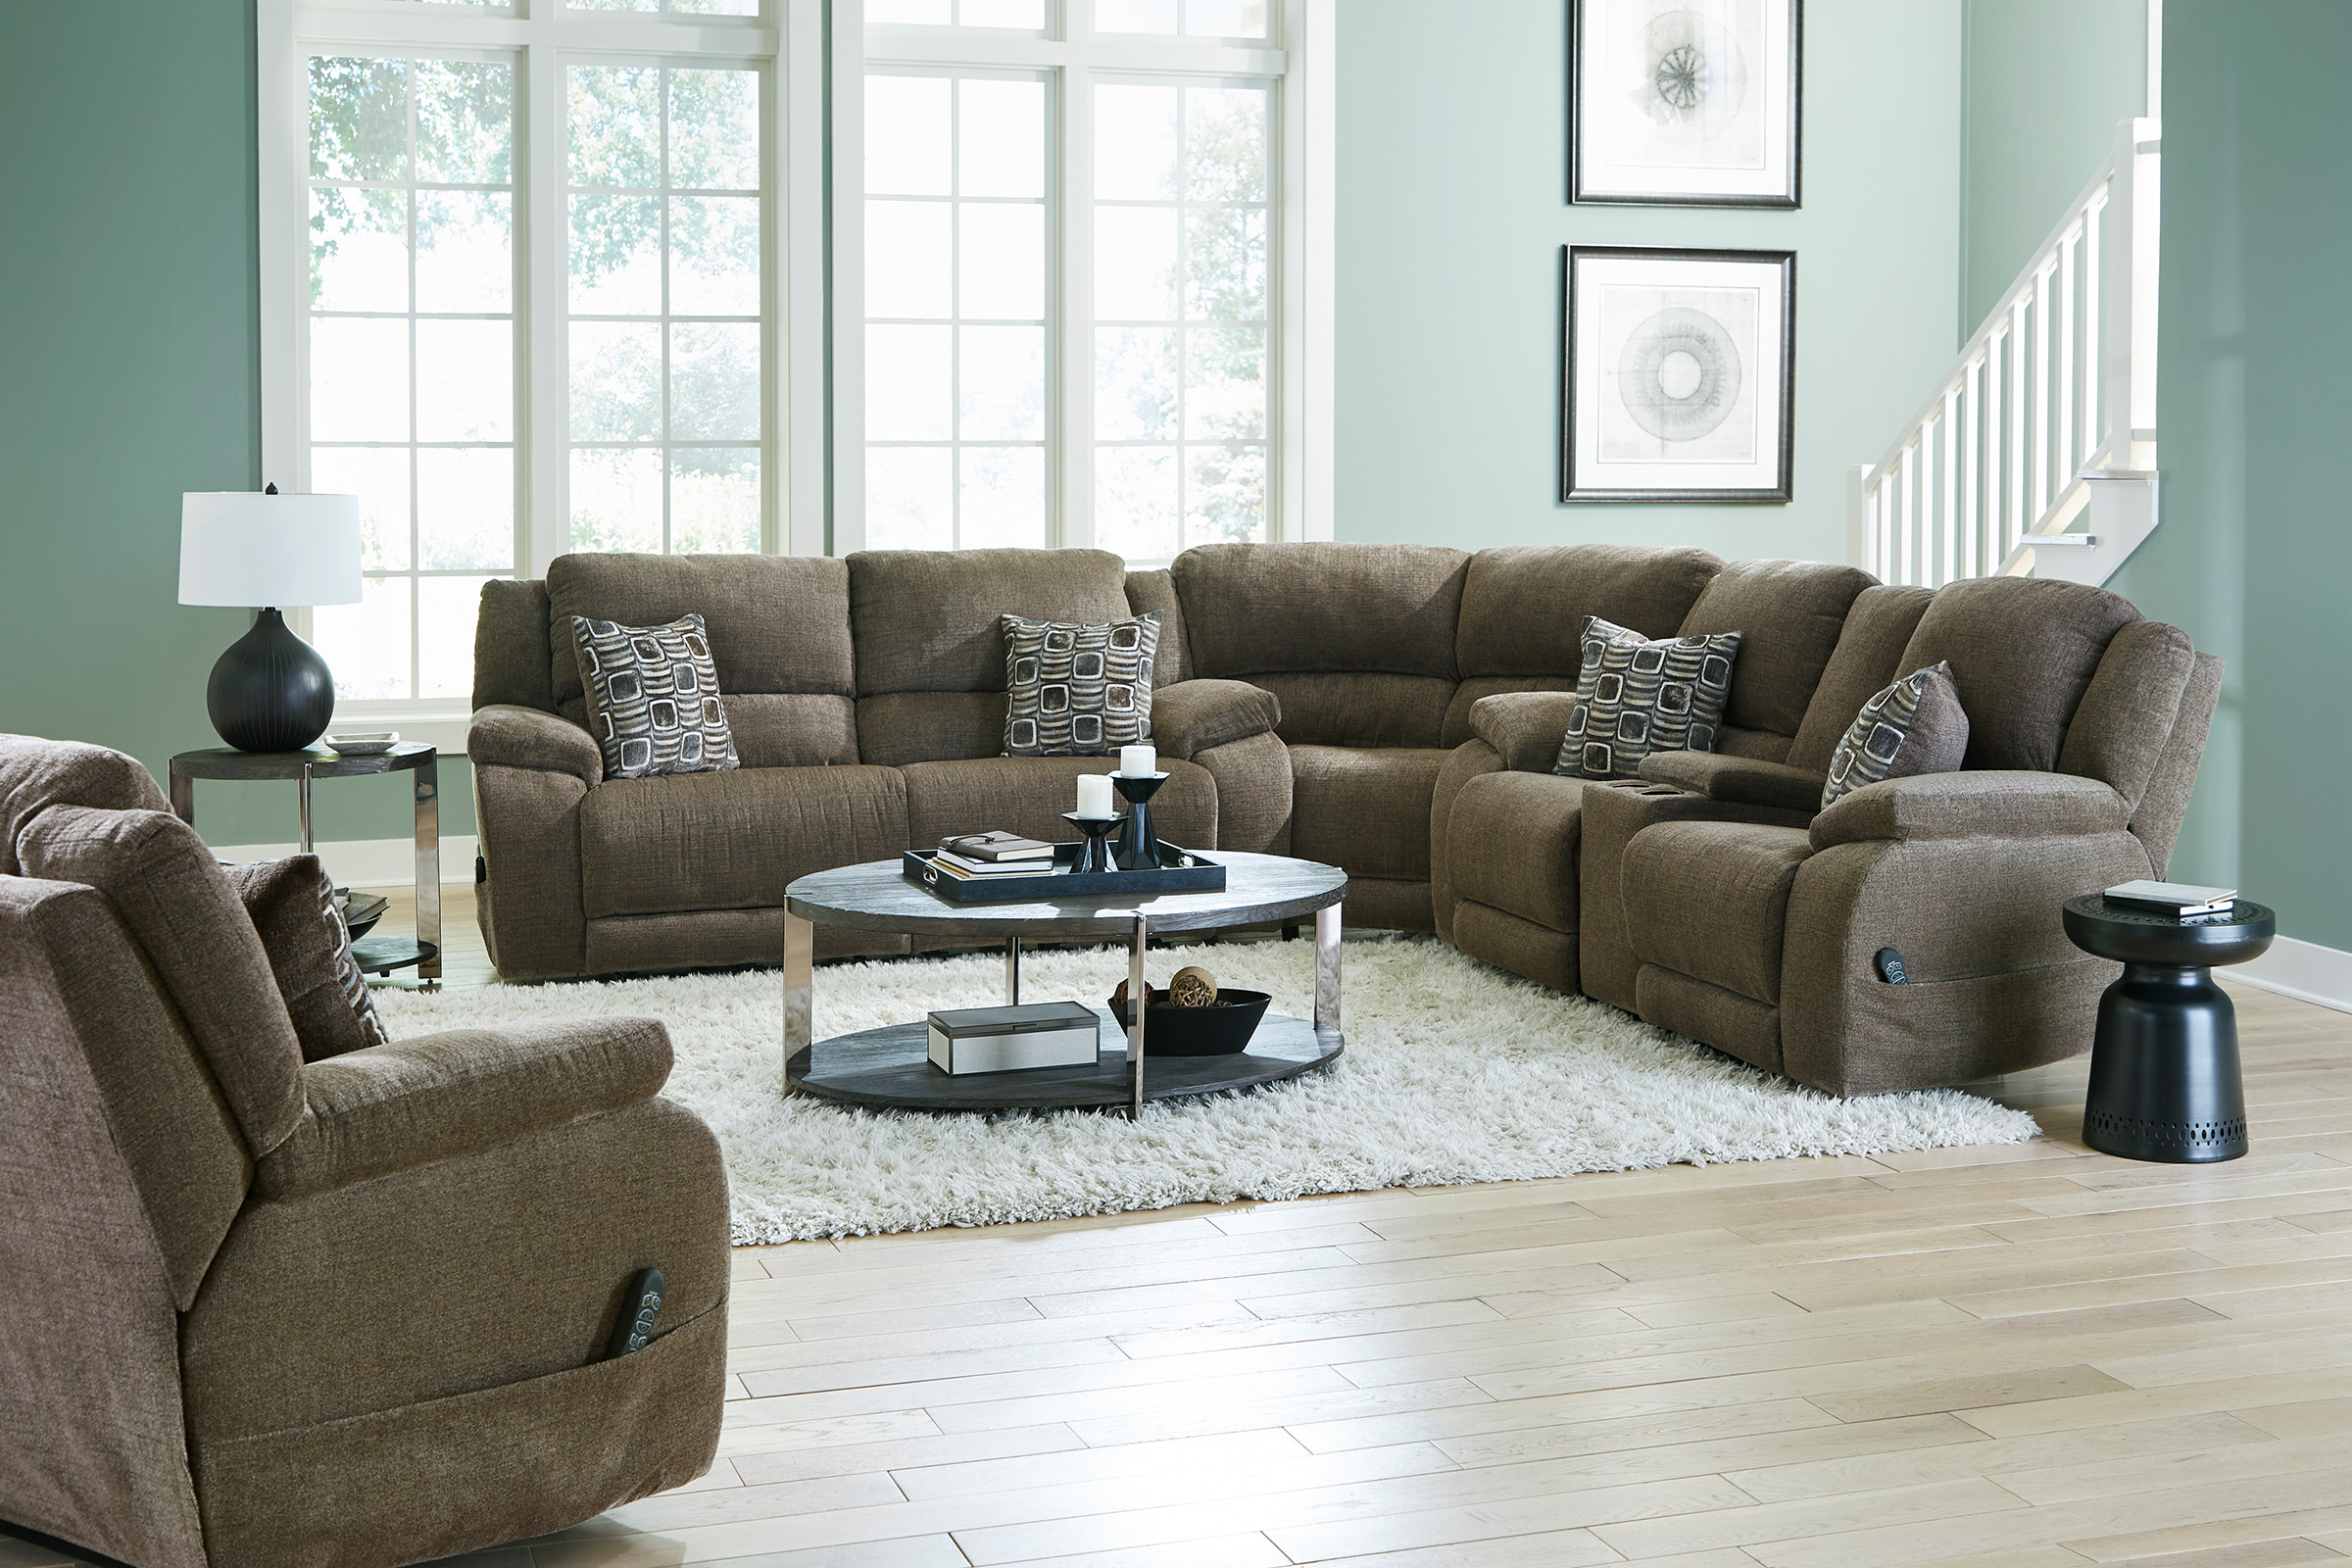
[1552,615,1743,781]
[1003,612,1162,757]
[222,855,391,1063]
[1821,661,1971,809]
[569,612,739,780]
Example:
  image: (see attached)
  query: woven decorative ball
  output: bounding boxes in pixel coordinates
[1168,965,1218,1007]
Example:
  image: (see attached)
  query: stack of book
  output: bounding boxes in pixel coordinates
[931,831,1055,880]
[2103,879,2237,916]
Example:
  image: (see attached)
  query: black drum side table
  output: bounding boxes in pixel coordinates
[2061,894,2275,1162]
[169,743,441,982]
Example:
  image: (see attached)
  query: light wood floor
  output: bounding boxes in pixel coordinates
[26,889,2352,1568]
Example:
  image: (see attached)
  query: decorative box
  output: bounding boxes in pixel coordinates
[925,1001,1102,1075]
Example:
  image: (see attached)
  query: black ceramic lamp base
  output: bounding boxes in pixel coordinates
[207,608,335,754]
[1113,771,1169,869]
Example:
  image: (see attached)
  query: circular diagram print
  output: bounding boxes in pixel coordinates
[1615,306,1742,444]
[1635,9,1749,140]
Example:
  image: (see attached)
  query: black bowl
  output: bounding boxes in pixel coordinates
[1106,987,1273,1056]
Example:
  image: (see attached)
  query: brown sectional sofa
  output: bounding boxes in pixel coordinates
[471,541,2219,1099]
[0,736,728,1568]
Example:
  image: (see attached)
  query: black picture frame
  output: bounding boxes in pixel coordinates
[1570,0,1803,209]
[1560,244,1796,504]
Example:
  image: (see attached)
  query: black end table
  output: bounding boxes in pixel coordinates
[2061,894,2275,1163]
[169,743,441,982]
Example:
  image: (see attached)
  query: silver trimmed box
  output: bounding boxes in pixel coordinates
[925,1001,1102,1075]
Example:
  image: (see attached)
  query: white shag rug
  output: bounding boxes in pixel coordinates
[371,937,2037,1244]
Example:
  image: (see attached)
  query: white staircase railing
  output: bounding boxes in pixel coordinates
[1849,118,2160,589]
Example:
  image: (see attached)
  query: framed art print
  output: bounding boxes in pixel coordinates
[1561,245,1795,503]
[1571,0,1801,208]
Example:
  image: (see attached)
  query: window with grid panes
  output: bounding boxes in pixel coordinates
[859,0,1280,561]
[276,3,778,718]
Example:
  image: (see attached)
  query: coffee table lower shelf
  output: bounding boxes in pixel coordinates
[786,1008,1343,1113]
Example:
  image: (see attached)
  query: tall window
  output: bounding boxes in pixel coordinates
[264,2,783,726]
[851,0,1308,562]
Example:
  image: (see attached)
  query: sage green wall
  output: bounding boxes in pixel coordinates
[1958,0,2146,334]
[0,1,475,858]
[1334,0,1963,564]
[2105,0,2352,950]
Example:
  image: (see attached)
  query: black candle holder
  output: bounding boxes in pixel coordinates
[1113,771,1169,869]
[1062,812,1122,875]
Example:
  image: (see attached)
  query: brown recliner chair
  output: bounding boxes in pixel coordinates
[0,736,728,1568]
[1607,576,2221,1095]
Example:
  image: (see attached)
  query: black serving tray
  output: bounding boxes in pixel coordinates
[903,840,1227,904]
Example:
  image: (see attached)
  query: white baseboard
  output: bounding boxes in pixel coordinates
[208,834,479,890]
[2232,933,2352,1015]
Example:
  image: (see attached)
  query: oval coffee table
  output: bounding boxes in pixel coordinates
[783,852,1347,1117]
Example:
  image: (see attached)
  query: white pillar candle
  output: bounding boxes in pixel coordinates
[1118,743,1156,776]
[1076,773,1115,817]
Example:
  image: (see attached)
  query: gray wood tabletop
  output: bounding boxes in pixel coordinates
[785,851,1348,939]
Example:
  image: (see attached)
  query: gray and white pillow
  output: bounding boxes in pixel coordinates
[1821,661,1970,809]
[569,612,739,780]
[1003,612,1161,757]
[1554,616,1742,781]
[223,855,391,1063]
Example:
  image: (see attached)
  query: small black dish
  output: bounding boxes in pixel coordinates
[1107,987,1273,1056]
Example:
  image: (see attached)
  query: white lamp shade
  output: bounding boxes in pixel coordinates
[178,491,364,608]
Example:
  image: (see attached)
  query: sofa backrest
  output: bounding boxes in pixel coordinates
[1786,585,1936,773]
[849,548,1134,766]
[1675,559,1873,762]
[535,554,858,769]
[1893,575,2142,773]
[1123,567,1193,686]
[1174,542,1471,749]
[1446,544,1722,747]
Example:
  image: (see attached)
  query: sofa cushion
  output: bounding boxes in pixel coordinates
[569,613,740,780]
[16,804,309,1156]
[901,756,1215,853]
[1678,559,1875,738]
[858,692,1005,769]
[1291,746,1453,882]
[726,695,860,769]
[1893,576,2141,773]
[472,577,556,712]
[1123,567,1193,685]
[547,553,854,710]
[579,765,909,918]
[1624,820,1815,1004]
[1447,770,1587,930]
[850,548,1131,698]
[1788,585,1938,773]
[1175,541,1469,681]
[1555,618,1742,781]
[1252,672,1455,750]
[1456,543,1723,680]
[1821,662,1970,808]
[1003,612,1160,756]
[223,856,392,1062]
[0,735,170,874]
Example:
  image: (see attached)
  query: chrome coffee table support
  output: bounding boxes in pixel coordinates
[1315,903,1343,1037]
[1127,913,1149,1120]
[782,909,813,1095]
[1004,936,1021,1004]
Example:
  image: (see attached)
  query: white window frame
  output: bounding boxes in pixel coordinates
[833,0,1334,561]
[258,0,828,747]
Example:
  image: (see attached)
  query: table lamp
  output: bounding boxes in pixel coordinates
[178,485,364,753]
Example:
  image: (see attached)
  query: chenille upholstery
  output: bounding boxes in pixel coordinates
[0,737,729,1568]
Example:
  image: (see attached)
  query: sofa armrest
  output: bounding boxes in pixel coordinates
[1809,770,2132,851]
[469,704,603,787]
[1151,679,1282,760]
[256,1017,671,1200]
[1468,692,1581,774]
[1639,752,1827,814]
